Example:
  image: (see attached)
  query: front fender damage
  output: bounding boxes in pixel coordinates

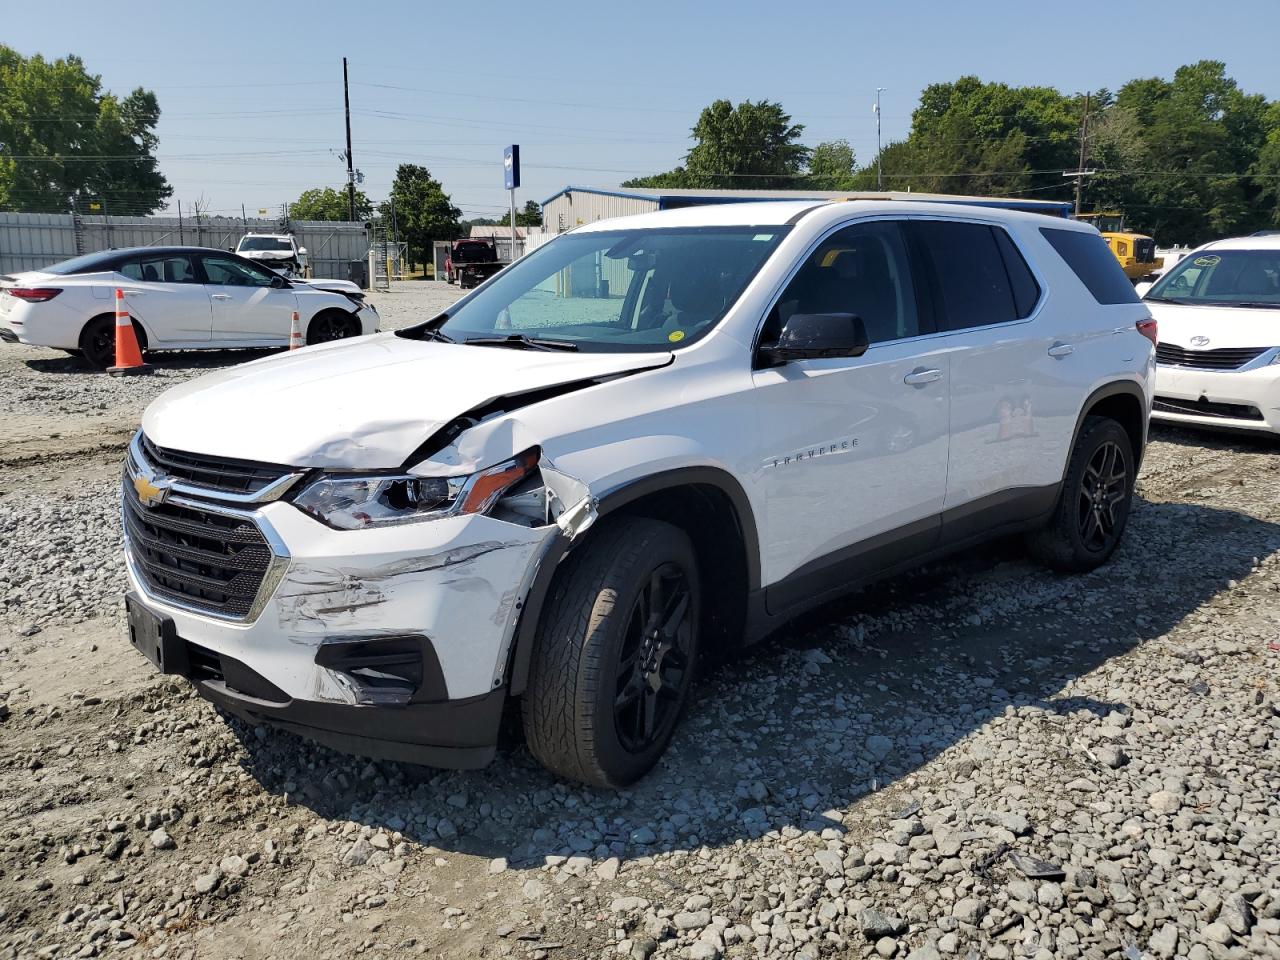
[267,462,599,705]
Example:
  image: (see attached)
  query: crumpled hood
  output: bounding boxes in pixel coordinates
[1147,301,1280,350]
[142,333,671,468]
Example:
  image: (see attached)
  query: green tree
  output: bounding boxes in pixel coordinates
[289,185,372,221]
[0,45,170,213]
[1110,60,1270,243]
[624,99,809,189]
[878,76,1079,197]
[805,140,857,189]
[497,200,543,227]
[381,164,461,266]
[1255,101,1280,228]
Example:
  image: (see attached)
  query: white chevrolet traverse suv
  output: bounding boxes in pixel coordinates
[1141,235,1280,435]
[120,200,1154,787]
[1,246,378,369]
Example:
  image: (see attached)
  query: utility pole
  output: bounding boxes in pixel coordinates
[874,88,885,191]
[1072,91,1092,217]
[343,57,356,222]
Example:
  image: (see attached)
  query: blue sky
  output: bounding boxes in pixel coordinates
[6,0,1278,219]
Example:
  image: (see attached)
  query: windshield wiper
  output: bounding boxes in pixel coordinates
[464,334,579,352]
[1144,295,1197,304]
[1214,301,1278,308]
[419,326,454,343]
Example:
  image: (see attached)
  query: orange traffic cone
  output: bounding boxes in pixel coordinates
[107,288,151,376]
[289,310,303,350]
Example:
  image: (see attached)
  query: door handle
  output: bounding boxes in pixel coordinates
[210,293,232,301]
[121,289,145,296]
[903,367,943,385]
[1047,342,1075,358]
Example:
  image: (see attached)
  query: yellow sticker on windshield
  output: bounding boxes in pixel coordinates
[668,330,686,343]
[1193,255,1220,267]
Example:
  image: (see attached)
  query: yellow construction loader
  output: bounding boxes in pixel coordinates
[1077,212,1163,282]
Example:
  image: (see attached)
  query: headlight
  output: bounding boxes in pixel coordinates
[293,448,540,530]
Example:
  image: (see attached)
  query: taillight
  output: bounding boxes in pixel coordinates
[5,287,63,302]
[1136,318,1157,346]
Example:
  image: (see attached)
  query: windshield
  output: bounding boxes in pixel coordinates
[421,226,789,352]
[1147,248,1280,306]
[238,237,293,252]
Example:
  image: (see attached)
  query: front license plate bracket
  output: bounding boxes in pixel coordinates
[125,592,188,676]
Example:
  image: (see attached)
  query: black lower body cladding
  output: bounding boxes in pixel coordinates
[125,593,505,768]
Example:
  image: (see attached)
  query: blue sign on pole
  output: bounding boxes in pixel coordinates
[504,145,520,190]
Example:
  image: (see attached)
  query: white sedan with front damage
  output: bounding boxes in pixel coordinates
[0,245,377,369]
[1142,236,1280,435]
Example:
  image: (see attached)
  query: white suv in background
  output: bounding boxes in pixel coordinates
[120,200,1153,787]
[235,233,308,277]
[1141,235,1280,435]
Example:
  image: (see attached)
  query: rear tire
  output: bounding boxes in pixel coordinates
[1026,416,1134,572]
[78,314,145,371]
[522,518,701,788]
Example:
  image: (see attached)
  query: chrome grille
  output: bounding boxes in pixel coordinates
[122,475,275,618]
[123,436,292,621]
[141,434,292,496]
[1155,343,1268,370]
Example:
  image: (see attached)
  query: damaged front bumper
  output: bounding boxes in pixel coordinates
[123,491,570,767]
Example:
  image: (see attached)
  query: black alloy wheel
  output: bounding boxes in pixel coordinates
[84,321,115,369]
[613,562,695,754]
[306,311,359,345]
[79,314,143,370]
[1026,415,1135,572]
[1076,440,1128,553]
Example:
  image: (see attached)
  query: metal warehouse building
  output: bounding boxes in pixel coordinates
[541,186,1072,233]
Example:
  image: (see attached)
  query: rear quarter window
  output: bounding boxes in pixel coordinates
[1040,228,1139,305]
[993,229,1041,317]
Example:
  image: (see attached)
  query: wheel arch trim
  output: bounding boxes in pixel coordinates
[505,465,761,696]
[1072,379,1149,470]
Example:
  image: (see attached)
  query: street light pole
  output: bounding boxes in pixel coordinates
[874,87,885,191]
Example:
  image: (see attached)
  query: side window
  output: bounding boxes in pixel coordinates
[202,255,275,287]
[910,221,1018,330]
[993,229,1041,318]
[119,255,198,284]
[767,220,920,346]
[1039,228,1139,305]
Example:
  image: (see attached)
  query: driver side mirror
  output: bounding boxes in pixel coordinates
[297,247,308,256]
[1134,281,1154,298]
[759,312,869,365]
[269,274,289,289]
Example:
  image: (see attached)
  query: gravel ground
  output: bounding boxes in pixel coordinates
[1,283,1277,960]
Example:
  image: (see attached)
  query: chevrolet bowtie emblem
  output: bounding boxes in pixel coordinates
[133,473,170,508]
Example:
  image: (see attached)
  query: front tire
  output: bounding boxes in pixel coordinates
[522,518,701,788]
[1026,416,1134,572]
[305,310,360,346]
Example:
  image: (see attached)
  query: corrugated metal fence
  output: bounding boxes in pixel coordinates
[0,212,371,280]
